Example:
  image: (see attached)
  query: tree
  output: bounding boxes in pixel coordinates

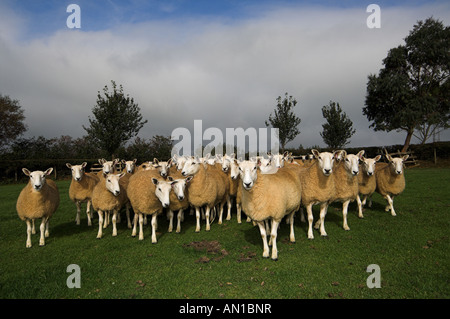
[320,101,356,149]
[363,18,449,152]
[83,81,148,158]
[265,92,301,152]
[0,94,27,151]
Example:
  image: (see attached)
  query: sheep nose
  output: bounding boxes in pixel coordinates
[244,182,252,188]
[114,191,120,196]
[181,171,187,176]
[34,185,42,190]
[222,167,228,172]
[75,177,81,181]
[352,170,358,175]
[324,169,331,174]
[178,195,184,201]
[163,202,169,208]
[396,170,402,175]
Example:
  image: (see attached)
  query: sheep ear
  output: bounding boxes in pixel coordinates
[44,168,53,176]
[99,158,106,164]
[151,178,159,185]
[121,159,126,164]
[374,155,382,162]
[386,154,393,162]
[118,172,125,179]
[167,158,172,166]
[81,162,87,168]
[311,149,319,158]
[267,151,272,156]
[22,168,31,176]
[153,158,159,165]
[402,155,409,162]
[133,159,137,164]
[357,150,365,159]
[66,163,72,169]
[230,153,235,159]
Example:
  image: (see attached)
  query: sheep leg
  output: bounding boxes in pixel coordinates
[131,213,138,237]
[112,210,118,236]
[39,217,48,246]
[97,210,104,239]
[44,218,50,237]
[384,195,396,216]
[176,209,183,233]
[288,212,296,243]
[195,207,201,232]
[256,221,270,258]
[226,196,232,221]
[356,195,364,218]
[26,219,32,248]
[342,200,350,231]
[299,207,306,223]
[151,214,158,243]
[126,203,132,229]
[270,219,280,261]
[306,204,314,239]
[218,203,224,225]
[205,206,211,231]
[367,195,373,208]
[236,203,242,224]
[75,201,81,225]
[138,213,144,240]
[167,210,174,233]
[318,203,328,237]
[31,219,36,234]
[86,201,92,226]
[103,211,108,228]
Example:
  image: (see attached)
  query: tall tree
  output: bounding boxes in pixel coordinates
[0,94,27,151]
[320,101,356,149]
[363,18,449,152]
[265,92,301,152]
[83,81,148,158]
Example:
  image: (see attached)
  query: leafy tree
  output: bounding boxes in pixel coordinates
[0,94,27,151]
[320,101,355,149]
[363,18,449,152]
[83,80,148,158]
[265,92,301,152]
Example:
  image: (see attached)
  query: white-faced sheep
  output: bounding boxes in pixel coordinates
[238,159,302,260]
[91,172,128,239]
[219,154,240,223]
[127,170,173,243]
[167,175,192,233]
[298,149,340,239]
[16,168,60,248]
[357,154,382,218]
[66,162,99,226]
[375,154,409,216]
[181,156,228,232]
[153,158,173,178]
[322,150,364,232]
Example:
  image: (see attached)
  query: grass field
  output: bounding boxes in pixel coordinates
[0,167,449,299]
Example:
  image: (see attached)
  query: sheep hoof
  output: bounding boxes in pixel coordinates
[321,235,329,239]
[272,258,278,262]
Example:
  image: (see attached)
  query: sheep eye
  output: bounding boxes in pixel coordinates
[318,156,322,160]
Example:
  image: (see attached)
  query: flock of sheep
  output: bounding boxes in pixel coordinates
[16,150,409,260]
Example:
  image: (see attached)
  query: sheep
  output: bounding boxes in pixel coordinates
[153,158,173,178]
[98,158,119,177]
[375,154,409,216]
[320,150,364,232]
[357,154,382,218]
[181,156,228,232]
[267,151,289,168]
[66,162,99,226]
[122,159,137,174]
[237,159,302,260]
[16,168,60,248]
[166,175,192,233]
[298,149,340,239]
[219,154,240,223]
[127,170,173,243]
[91,172,128,239]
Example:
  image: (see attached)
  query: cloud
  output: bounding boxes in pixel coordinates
[0,2,449,153]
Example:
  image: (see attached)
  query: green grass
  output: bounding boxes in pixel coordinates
[0,168,449,299]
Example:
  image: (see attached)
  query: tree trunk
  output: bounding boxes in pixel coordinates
[401,129,414,153]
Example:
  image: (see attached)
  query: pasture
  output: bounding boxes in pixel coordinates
[0,167,448,299]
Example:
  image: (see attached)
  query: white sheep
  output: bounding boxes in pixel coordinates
[181,156,228,232]
[127,170,173,243]
[153,158,172,178]
[91,172,128,239]
[298,149,340,239]
[122,159,137,174]
[375,154,409,216]
[16,168,60,248]
[356,154,382,217]
[66,162,99,226]
[322,150,364,232]
[238,159,302,260]
[167,175,192,233]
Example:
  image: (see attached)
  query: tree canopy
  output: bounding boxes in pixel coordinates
[363,17,449,152]
[320,101,355,149]
[83,80,148,158]
[0,94,27,151]
[265,92,301,152]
